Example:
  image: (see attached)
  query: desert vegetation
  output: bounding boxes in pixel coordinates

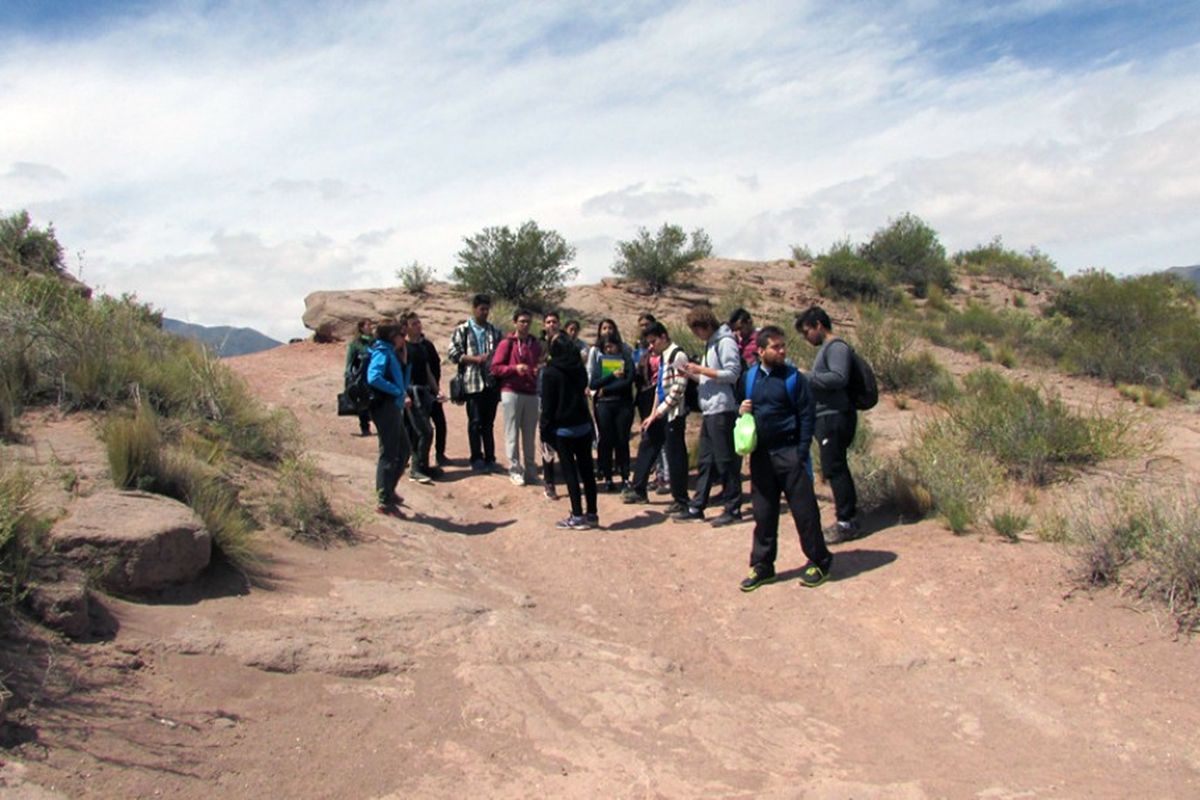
[452,220,577,309]
[612,223,713,293]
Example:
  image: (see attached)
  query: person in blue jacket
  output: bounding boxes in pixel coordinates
[367,320,413,516]
[738,325,831,591]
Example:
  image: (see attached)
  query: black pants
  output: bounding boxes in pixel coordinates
[630,416,689,504]
[430,399,447,460]
[749,445,829,572]
[635,388,655,423]
[555,433,597,517]
[465,387,500,464]
[357,408,371,433]
[370,400,411,507]
[405,387,434,473]
[690,411,742,515]
[815,410,858,522]
[595,399,633,483]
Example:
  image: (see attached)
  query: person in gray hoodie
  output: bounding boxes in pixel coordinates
[677,305,744,526]
[796,305,858,542]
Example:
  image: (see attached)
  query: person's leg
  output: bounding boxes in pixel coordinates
[501,391,522,479]
[558,435,585,517]
[518,393,539,482]
[816,411,857,522]
[781,445,831,570]
[689,414,717,511]
[628,417,665,494]
[371,402,403,506]
[569,433,599,517]
[465,392,485,465]
[480,387,500,465]
[614,402,634,484]
[409,391,433,476]
[594,402,615,483]
[430,400,448,463]
[748,447,782,571]
[358,408,371,435]
[665,417,690,505]
[711,411,743,515]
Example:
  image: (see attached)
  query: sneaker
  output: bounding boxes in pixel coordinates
[622,489,649,505]
[672,507,704,523]
[409,471,433,485]
[710,511,743,528]
[375,504,405,519]
[824,519,859,544]
[664,501,689,515]
[510,472,526,487]
[798,562,831,588]
[584,513,599,528]
[544,485,559,501]
[555,514,591,530]
[654,480,672,496]
[425,466,445,479]
[739,565,777,592]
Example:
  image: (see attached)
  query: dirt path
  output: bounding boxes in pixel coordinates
[8,340,1200,799]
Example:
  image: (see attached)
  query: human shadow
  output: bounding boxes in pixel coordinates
[412,512,515,536]
[776,548,897,585]
[605,509,670,531]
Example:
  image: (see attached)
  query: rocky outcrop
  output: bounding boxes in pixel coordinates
[50,490,212,595]
[302,288,424,342]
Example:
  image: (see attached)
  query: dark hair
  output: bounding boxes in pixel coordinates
[564,319,581,333]
[728,307,752,327]
[643,321,668,339]
[543,310,560,322]
[375,323,403,342]
[513,307,532,322]
[686,305,719,332]
[637,312,656,325]
[756,325,786,349]
[796,305,832,332]
[471,293,492,308]
[597,333,623,352]
[549,332,583,366]
[357,318,373,334]
[594,318,620,345]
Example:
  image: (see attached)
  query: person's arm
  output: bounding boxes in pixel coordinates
[424,340,442,384]
[796,371,815,456]
[655,350,689,415]
[604,353,635,395]
[808,340,851,391]
[345,340,357,370]
[447,325,466,365]
[540,371,560,437]
[489,337,515,378]
[367,349,405,397]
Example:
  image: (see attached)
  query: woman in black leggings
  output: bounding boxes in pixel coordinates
[541,333,598,530]
[589,333,635,492]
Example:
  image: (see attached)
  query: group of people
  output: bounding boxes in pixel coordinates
[351,294,863,591]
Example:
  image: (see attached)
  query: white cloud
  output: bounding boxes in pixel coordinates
[0,0,1197,340]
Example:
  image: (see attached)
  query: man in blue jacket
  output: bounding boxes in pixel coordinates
[367,320,412,517]
[738,326,831,591]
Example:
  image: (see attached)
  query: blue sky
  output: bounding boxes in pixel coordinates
[2,1,1199,340]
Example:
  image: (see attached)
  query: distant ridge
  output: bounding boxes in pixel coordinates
[1167,265,1200,290]
[163,318,282,358]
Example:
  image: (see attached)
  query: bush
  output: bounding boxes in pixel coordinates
[269,456,354,547]
[452,221,577,309]
[0,210,66,277]
[901,416,1002,533]
[1044,270,1200,392]
[862,213,952,298]
[0,464,49,606]
[990,509,1031,542]
[1066,483,1200,632]
[812,240,889,302]
[790,243,815,262]
[396,261,435,295]
[853,307,958,402]
[953,237,1060,291]
[611,223,712,293]
[947,369,1136,485]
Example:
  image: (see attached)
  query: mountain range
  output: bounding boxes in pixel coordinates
[163,318,282,358]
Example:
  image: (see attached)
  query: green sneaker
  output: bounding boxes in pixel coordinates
[798,562,830,588]
[739,565,777,592]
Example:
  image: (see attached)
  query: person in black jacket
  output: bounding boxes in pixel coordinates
[738,326,831,591]
[541,333,598,530]
[589,332,635,492]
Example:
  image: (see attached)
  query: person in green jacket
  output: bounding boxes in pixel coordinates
[346,318,374,436]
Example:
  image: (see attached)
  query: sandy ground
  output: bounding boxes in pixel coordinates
[3,331,1198,800]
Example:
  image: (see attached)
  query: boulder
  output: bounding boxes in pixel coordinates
[25,570,92,639]
[50,490,211,595]
[302,288,419,342]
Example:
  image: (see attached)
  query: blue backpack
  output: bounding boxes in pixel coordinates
[743,364,812,475]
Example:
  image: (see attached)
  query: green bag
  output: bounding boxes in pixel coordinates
[733,412,757,456]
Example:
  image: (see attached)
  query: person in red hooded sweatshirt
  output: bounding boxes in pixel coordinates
[490,307,543,486]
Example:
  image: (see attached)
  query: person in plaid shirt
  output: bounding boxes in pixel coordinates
[447,294,504,473]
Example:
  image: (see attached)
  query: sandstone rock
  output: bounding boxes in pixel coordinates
[25,569,92,640]
[302,288,423,342]
[50,490,211,595]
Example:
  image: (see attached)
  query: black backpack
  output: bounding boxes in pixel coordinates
[846,345,878,411]
[343,347,376,412]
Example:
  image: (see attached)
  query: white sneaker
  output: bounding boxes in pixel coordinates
[510,472,525,486]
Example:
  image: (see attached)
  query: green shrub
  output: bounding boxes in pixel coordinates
[714,276,763,323]
[790,243,815,262]
[269,457,354,547]
[862,213,952,298]
[104,409,163,491]
[396,260,435,294]
[812,240,888,302]
[990,509,1031,542]
[953,237,1060,291]
[453,220,577,309]
[0,210,66,277]
[852,306,958,402]
[901,417,1002,533]
[948,369,1136,485]
[612,223,712,293]
[0,464,49,606]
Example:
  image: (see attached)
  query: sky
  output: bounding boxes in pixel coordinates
[2,0,1199,341]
